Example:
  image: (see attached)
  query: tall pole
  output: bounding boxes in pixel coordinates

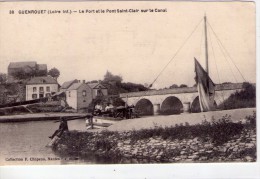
[204,14,209,74]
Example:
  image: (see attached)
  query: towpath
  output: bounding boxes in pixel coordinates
[105,108,255,132]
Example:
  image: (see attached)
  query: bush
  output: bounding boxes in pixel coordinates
[218,82,256,110]
[209,115,244,144]
[125,114,245,145]
[95,139,114,151]
[244,111,256,129]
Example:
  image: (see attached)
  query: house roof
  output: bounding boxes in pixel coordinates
[67,83,85,90]
[37,64,47,71]
[9,61,37,69]
[26,76,58,85]
[87,82,107,89]
[60,79,78,89]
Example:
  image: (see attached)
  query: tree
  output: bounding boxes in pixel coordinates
[48,67,60,79]
[169,84,178,89]
[0,73,7,84]
[121,82,148,92]
[179,84,188,88]
[12,70,32,80]
[103,71,122,84]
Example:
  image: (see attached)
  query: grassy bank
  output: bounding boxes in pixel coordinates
[52,112,256,163]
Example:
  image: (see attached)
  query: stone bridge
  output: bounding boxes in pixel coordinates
[120,83,245,115]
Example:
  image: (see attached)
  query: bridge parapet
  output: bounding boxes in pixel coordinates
[120,83,245,98]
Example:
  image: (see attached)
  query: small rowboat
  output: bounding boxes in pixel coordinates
[86,116,120,129]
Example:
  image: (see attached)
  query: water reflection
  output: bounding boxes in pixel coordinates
[0,119,93,165]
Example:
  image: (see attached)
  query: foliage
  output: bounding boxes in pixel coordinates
[104,71,122,84]
[95,138,114,151]
[11,68,48,80]
[122,114,245,145]
[169,84,178,88]
[27,102,64,113]
[48,67,60,79]
[102,71,148,95]
[111,97,125,107]
[209,115,244,144]
[0,73,7,84]
[11,70,35,80]
[179,84,188,88]
[218,82,256,110]
[244,111,256,130]
[168,84,188,89]
[120,82,148,92]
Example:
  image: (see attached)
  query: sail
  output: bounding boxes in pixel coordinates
[194,58,215,112]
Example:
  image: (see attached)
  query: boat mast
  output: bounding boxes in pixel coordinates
[204,14,209,74]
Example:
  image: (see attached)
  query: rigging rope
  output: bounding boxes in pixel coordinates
[207,22,238,83]
[215,32,238,83]
[207,21,247,82]
[208,27,226,106]
[129,18,204,105]
[148,18,203,88]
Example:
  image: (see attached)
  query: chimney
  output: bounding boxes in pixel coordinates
[83,80,85,84]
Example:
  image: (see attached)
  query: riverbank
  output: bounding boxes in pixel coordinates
[0,113,86,122]
[52,110,256,163]
[106,108,255,132]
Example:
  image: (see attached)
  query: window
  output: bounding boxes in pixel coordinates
[46,93,51,97]
[39,94,44,98]
[46,86,50,92]
[32,94,37,99]
[68,91,71,97]
[33,87,37,92]
[82,90,86,97]
[39,87,44,93]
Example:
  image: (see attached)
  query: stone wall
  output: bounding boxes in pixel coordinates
[53,126,256,163]
[114,129,256,163]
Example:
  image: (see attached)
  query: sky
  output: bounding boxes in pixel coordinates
[0,1,256,89]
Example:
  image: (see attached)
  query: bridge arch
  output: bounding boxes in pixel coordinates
[191,96,218,113]
[135,98,154,116]
[160,96,183,115]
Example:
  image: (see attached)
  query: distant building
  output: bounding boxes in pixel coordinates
[62,80,108,111]
[26,76,58,101]
[8,61,47,83]
[87,82,108,98]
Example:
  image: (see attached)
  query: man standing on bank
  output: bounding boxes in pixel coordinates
[49,117,68,139]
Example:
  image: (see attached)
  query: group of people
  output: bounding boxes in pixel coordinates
[94,102,114,115]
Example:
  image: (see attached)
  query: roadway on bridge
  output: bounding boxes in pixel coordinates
[106,108,255,132]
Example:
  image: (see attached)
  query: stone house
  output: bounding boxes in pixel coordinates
[8,61,47,83]
[62,80,108,111]
[26,76,58,101]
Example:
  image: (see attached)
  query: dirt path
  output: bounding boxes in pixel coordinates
[105,108,256,132]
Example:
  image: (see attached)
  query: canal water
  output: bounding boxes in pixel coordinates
[0,119,93,165]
